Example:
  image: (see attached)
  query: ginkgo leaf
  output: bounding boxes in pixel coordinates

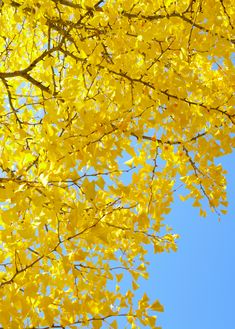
[150,300,164,312]
[124,158,135,167]
[39,174,49,187]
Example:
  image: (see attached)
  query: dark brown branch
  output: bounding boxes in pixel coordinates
[0,77,22,126]
[0,255,44,288]
[219,0,234,30]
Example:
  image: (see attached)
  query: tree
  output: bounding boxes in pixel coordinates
[0,0,234,327]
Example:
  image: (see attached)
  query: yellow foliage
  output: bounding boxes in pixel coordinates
[0,0,234,327]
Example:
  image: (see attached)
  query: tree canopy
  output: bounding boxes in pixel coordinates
[0,0,234,328]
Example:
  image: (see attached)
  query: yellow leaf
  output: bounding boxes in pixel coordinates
[39,174,49,187]
[132,280,139,290]
[111,320,118,329]
[150,300,164,312]
[116,273,123,282]
[124,158,134,167]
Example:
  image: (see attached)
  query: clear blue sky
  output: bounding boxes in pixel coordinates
[140,151,235,329]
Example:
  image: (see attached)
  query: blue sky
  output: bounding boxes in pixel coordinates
[141,151,235,329]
